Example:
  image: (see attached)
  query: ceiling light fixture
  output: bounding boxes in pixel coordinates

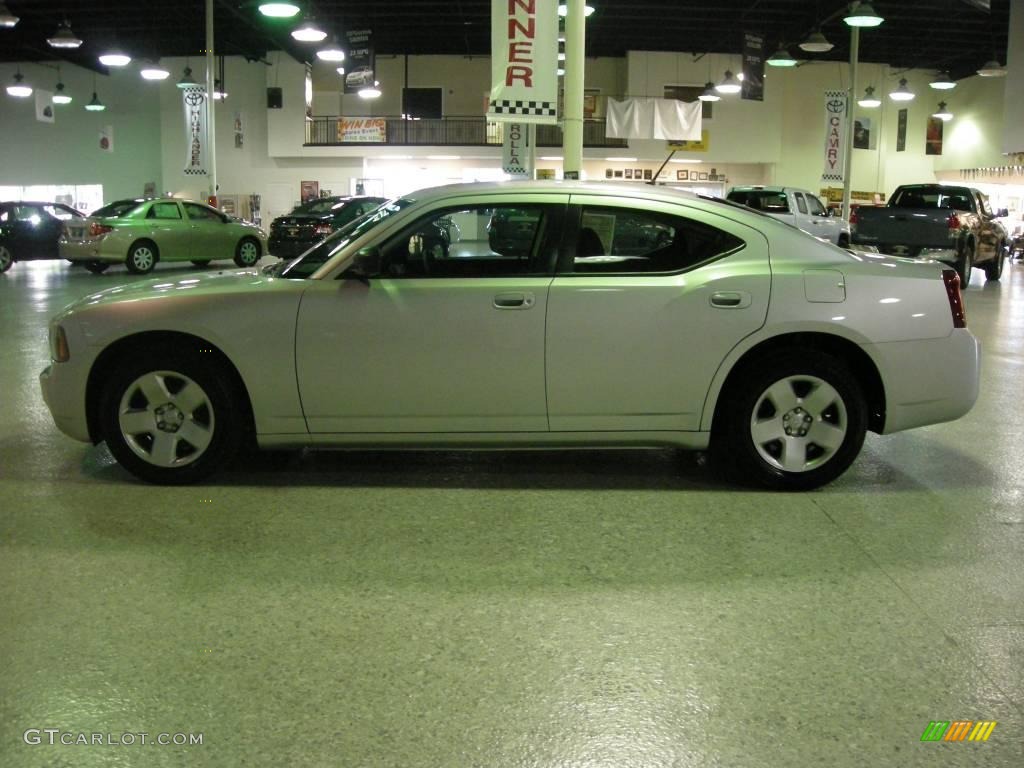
[799,29,833,53]
[857,85,881,107]
[844,1,883,27]
[336,66,346,76]
[85,92,106,111]
[977,59,1007,77]
[0,2,18,28]
[932,101,953,121]
[929,71,956,90]
[557,4,596,16]
[715,70,741,94]
[316,37,346,61]
[291,19,327,42]
[47,20,83,48]
[698,81,721,102]
[176,66,198,89]
[6,71,32,98]
[358,82,382,99]
[889,77,914,101]
[99,52,132,67]
[53,81,72,104]
[140,61,170,81]
[767,45,797,67]
[258,2,301,17]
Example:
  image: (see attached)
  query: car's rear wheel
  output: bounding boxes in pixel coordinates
[0,244,13,273]
[99,350,242,484]
[191,260,211,268]
[712,352,867,491]
[126,241,158,274]
[84,261,109,274]
[984,242,1005,281]
[956,241,974,287]
[234,237,261,268]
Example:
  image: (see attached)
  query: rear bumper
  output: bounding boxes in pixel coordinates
[268,237,320,259]
[866,329,980,434]
[59,236,122,263]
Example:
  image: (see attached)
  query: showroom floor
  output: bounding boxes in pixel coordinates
[1,257,1023,767]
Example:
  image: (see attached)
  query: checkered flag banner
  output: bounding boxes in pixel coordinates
[182,86,209,176]
[821,89,848,184]
[487,0,559,125]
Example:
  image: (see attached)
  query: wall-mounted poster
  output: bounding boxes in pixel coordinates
[677,169,689,181]
[300,181,319,202]
[926,117,944,155]
[854,117,871,149]
[896,108,908,152]
[624,169,633,179]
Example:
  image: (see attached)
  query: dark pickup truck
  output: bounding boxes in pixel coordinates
[850,184,1009,286]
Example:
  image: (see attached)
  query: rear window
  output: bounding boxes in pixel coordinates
[92,200,145,218]
[891,187,974,212]
[726,190,790,214]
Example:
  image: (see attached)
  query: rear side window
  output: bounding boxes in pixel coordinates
[184,202,222,222]
[565,206,744,275]
[726,190,789,214]
[794,194,808,214]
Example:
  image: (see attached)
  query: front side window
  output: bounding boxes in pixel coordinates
[377,204,552,278]
[147,202,182,220]
[805,194,827,216]
[184,202,222,223]
[565,206,744,275]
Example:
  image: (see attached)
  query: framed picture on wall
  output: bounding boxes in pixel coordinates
[643,169,653,180]
[624,169,633,179]
[677,170,689,181]
[699,172,709,181]
[605,168,613,178]
[634,169,642,180]
[614,170,623,178]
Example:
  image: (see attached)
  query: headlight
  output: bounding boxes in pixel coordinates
[49,324,70,362]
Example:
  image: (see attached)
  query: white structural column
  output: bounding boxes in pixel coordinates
[205,0,217,202]
[562,0,585,178]
[842,26,858,220]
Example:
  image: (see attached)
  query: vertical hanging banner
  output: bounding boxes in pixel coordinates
[182,86,208,175]
[502,122,534,176]
[741,31,765,101]
[896,108,908,152]
[821,90,848,183]
[344,29,375,94]
[488,0,559,124]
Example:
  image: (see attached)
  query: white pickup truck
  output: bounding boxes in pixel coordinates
[726,186,850,247]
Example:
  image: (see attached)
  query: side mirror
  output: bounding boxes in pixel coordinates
[341,246,382,283]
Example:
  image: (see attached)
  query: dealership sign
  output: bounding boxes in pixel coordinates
[502,122,534,176]
[821,90,848,183]
[487,0,559,124]
[182,86,209,176]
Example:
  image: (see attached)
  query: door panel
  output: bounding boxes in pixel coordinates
[546,196,771,432]
[143,202,191,260]
[294,278,552,433]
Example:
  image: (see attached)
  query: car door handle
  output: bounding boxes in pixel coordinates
[710,291,751,309]
[493,292,535,310]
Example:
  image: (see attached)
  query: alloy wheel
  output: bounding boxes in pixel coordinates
[237,240,259,266]
[117,371,215,468]
[131,246,155,272]
[0,245,13,272]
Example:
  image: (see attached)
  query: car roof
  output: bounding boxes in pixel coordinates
[399,180,703,206]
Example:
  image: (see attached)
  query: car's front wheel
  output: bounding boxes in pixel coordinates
[984,242,1005,281]
[126,241,158,274]
[0,244,13,273]
[99,350,243,484]
[234,237,261,268]
[712,352,867,490]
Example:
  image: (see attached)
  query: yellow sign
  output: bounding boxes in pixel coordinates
[536,168,556,180]
[820,187,885,203]
[336,118,387,143]
[668,131,709,152]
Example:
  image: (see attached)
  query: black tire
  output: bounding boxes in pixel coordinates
[711,351,868,491]
[98,349,243,484]
[191,260,211,268]
[956,241,974,287]
[84,261,110,274]
[983,243,1004,281]
[126,241,158,274]
[0,244,13,273]
[837,234,850,249]
[234,237,261,268]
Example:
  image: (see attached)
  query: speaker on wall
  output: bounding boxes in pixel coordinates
[267,87,283,109]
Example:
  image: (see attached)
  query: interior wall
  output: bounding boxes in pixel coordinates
[0,62,163,203]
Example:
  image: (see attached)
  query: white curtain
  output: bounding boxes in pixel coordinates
[606,98,702,140]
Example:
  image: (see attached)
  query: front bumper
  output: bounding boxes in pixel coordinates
[40,362,92,443]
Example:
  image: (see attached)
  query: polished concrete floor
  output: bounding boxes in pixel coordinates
[1,257,1023,767]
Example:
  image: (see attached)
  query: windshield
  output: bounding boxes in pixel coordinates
[276,198,413,279]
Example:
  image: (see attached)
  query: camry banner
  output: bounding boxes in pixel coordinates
[821,90,848,183]
[487,0,559,124]
[182,85,208,176]
[344,29,375,94]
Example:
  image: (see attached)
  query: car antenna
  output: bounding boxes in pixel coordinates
[648,150,676,185]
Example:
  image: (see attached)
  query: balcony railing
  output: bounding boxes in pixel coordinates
[305,116,627,148]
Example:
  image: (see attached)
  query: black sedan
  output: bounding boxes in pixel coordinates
[268,196,385,260]
[0,201,85,273]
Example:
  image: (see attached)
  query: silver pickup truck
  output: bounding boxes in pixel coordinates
[850,184,1009,286]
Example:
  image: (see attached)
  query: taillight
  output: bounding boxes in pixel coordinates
[314,223,333,236]
[849,209,859,225]
[89,222,113,237]
[947,213,960,230]
[942,269,966,328]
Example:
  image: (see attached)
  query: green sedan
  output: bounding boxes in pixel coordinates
[60,197,267,274]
